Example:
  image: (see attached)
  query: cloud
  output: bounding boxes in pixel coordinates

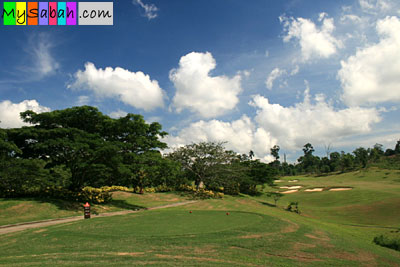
[164,115,277,162]
[170,52,242,118]
[69,62,165,111]
[109,110,128,118]
[250,85,381,150]
[281,14,343,61]
[76,96,90,106]
[359,0,391,13]
[133,0,158,20]
[339,16,400,106]
[266,68,286,89]
[290,65,300,75]
[22,33,59,79]
[0,100,50,128]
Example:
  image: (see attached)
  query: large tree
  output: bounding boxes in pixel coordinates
[167,142,237,190]
[6,106,168,190]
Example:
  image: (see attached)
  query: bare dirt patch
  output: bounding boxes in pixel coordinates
[117,252,145,257]
[289,180,299,183]
[281,219,300,234]
[323,250,377,265]
[155,254,256,266]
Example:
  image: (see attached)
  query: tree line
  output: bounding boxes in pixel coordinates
[0,106,276,199]
[0,105,399,200]
[270,141,400,176]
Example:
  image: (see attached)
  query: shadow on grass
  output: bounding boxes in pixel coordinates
[258,201,276,208]
[108,199,145,211]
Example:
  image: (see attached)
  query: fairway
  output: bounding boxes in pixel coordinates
[1,170,400,266]
[58,210,264,237]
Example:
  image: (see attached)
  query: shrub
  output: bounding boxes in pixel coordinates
[373,231,400,251]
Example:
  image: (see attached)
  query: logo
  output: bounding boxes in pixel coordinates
[2,2,113,26]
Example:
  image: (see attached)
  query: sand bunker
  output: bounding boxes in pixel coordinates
[280,186,302,189]
[329,188,352,191]
[288,179,299,182]
[281,189,298,194]
[274,180,283,183]
[304,188,324,192]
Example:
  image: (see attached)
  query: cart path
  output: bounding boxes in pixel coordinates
[0,200,197,235]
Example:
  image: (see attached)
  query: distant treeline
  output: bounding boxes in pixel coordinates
[272,141,400,176]
[0,105,399,200]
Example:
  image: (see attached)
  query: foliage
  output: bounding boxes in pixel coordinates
[168,142,276,195]
[266,192,283,206]
[286,201,300,214]
[373,231,400,251]
[5,106,169,192]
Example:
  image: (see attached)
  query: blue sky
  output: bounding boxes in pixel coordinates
[1,0,399,162]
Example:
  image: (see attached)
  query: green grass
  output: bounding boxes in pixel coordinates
[1,168,400,266]
[263,168,400,227]
[0,192,188,226]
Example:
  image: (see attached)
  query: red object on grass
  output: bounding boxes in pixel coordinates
[189,211,192,213]
[84,202,90,207]
[226,212,229,215]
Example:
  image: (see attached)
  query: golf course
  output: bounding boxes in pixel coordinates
[1,168,399,266]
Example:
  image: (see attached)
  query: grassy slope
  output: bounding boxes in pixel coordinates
[266,168,400,227]
[0,168,399,266]
[0,192,188,226]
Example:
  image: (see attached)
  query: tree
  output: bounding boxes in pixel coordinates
[369,143,384,162]
[167,142,238,190]
[340,151,354,172]
[329,152,341,172]
[7,106,168,190]
[302,143,314,156]
[353,147,368,168]
[249,150,255,159]
[270,145,280,161]
[298,143,319,173]
[267,192,283,206]
[395,140,400,154]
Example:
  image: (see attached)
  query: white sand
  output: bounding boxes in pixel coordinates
[288,179,299,182]
[304,188,324,192]
[280,186,302,189]
[281,189,298,194]
[274,180,283,182]
[329,188,352,191]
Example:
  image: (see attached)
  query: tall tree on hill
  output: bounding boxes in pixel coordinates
[6,106,168,190]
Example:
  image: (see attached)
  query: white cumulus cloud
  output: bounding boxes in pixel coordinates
[170,52,242,118]
[339,16,400,106]
[69,62,165,111]
[281,14,343,61]
[0,100,50,128]
[164,115,277,162]
[250,87,381,150]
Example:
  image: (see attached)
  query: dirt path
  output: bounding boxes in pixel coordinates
[0,200,197,235]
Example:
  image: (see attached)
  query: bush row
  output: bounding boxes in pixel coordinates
[373,231,400,251]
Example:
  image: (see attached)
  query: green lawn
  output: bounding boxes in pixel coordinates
[1,168,400,266]
[0,192,188,226]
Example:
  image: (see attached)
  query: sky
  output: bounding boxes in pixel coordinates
[0,0,399,162]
